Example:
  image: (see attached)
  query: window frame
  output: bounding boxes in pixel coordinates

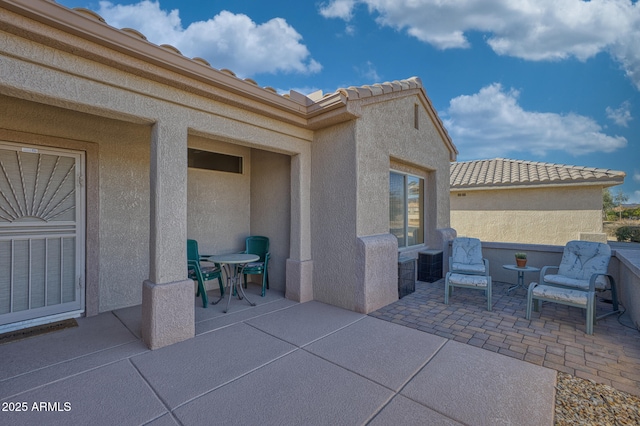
[390,169,425,249]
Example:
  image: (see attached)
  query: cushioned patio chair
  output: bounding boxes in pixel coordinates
[526,240,619,335]
[187,239,224,307]
[444,237,492,311]
[241,236,270,297]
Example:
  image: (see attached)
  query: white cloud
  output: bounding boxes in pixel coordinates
[629,190,640,204]
[97,0,321,77]
[319,0,640,89]
[606,101,633,127]
[634,170,640,183]
[355,61,381,82]
[319,0,357,20]
[443,83,628,159]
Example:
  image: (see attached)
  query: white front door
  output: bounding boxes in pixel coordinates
[0,142,85,330]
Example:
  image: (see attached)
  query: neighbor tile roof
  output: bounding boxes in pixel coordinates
[450,158,625,190]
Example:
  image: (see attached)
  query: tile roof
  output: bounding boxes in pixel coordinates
[450,158,625,190]
[69,7,425,105]
[332,77,424,99]
[22,2,456,155]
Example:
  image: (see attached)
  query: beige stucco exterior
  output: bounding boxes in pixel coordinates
[451,185,608,245]
[0,0,456,348]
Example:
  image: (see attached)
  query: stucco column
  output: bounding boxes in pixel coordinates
[141,118,194,349]
[286,151,313,302]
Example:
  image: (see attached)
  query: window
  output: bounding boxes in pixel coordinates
[390,171,424,248]
[187,148,243,174]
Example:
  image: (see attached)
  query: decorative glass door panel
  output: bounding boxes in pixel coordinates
[0,143,85,327]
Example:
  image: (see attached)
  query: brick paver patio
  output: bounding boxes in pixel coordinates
[370,278,640,397]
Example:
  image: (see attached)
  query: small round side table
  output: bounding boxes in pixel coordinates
[502,264,540,293]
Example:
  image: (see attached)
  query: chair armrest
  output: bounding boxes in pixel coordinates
[187,260,204,280]
[482,258,490,276]
[589,273,614,292]
[539,266,559,284]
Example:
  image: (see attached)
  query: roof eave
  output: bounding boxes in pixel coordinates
[451,179,625,192]
[0,0,317,123]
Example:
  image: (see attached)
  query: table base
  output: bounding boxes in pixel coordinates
[507,270,527,293]
[221,263,256,313]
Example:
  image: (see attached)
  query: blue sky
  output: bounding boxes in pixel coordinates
[57,0,640,202]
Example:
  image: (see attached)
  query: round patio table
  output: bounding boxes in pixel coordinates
[503,264,540,293]
[209,253,260,313]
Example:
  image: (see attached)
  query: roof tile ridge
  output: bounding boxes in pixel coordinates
[68,6,289,99]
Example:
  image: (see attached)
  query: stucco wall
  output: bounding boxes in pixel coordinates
[0,95,152,312]
[311,121,358,310]
[0,23,313,314]
[357,95,452,242]
[187,136,251,258]
[311,94,454,312]
[250,149,291,293]
[451,186,605,245]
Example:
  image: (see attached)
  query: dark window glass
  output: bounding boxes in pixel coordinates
[187,148,242,174]
[390,171,424,248]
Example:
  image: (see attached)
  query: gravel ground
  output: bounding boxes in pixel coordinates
[555,372,640,425]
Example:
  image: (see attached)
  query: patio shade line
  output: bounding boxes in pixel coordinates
[362,338,449,424]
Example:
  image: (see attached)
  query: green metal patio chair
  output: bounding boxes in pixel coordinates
[241,236,270,297]
[187,239,224,307]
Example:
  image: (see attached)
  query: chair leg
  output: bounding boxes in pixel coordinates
[261,272,267,297]
[218,276,225,297]
[210,276,224,305]
[197,279,208,308]
[526,284,534,320]
[486,279,492,312]
[444,277,449,305]
[586,294,595,335]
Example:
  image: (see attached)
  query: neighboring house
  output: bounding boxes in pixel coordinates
[450,158,625,245]
[0,1,457,348]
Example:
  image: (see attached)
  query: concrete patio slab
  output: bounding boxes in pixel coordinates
[401,340,557,426]
[245,300,365,346]
[130,322,296,409]
[145,413,181,426]
[193,287,289,323]
[0,298,560,425]
[195,297,298,335]
[0,312,138,381]
[173,349,393,426]
[0,360,167,426]
[369,395,464,426]
[305,316,447,390]
[0,340,148,400]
